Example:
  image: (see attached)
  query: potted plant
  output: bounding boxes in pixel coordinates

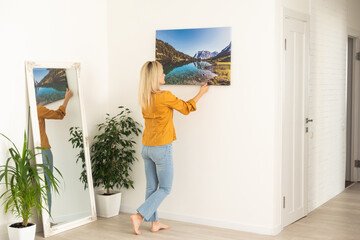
[69,106,142,218]
[0,132,62,240]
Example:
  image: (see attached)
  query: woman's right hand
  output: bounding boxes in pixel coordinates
[199,83,209,95]
[192,83,209,103]
[65,88,73,100]
[61,88,73,109]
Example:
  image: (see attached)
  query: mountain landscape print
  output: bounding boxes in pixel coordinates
[33,68,69,106]
[156,27,231,85]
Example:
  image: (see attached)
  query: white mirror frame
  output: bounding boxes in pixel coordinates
[25,61,97,237]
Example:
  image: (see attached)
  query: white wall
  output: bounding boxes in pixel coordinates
[0,0,108,239]
[282,0,310,14]
[307,0,348,211]
[108,0,279,235]
[347,0,360,32]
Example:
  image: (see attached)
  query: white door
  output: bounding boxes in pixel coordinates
[282,16,308,227]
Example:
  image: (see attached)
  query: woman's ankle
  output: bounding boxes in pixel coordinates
[136,212,144,220]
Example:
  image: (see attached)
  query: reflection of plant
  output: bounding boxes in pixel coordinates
[69,127,87,189]
[0,132,62,227]
[92,106,142,195]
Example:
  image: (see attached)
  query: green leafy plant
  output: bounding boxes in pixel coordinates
[68,107,142,194]
[0,132,62,227]
[68,127,87,189]
[92,106,142,195]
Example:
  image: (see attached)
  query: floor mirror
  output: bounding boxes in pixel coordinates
[25,61,97,237]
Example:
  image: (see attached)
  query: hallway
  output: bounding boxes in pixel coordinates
[276,183,360,239]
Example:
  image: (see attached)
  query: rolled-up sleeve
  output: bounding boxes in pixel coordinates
[37,105,66,119]
[164,91,197,115]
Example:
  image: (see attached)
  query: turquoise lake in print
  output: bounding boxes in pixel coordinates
[165,62,217,85]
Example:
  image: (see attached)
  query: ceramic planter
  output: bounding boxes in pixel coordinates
[95,192,122,218]
[8,223,36,240]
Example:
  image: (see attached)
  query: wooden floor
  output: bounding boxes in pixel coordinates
[36,183,360,240]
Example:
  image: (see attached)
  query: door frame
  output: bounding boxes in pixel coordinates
[347,28,360,183]
[281,8,310,228]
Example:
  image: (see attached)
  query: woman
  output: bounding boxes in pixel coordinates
[130,61,209,235]
[37,88,73,215]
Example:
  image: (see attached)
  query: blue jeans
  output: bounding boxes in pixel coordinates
[137,143,173,222]
[42,149,53,214]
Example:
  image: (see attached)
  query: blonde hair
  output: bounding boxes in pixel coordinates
[138,61,163,109]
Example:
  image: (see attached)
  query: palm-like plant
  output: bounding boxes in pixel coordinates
[0,131,62,227]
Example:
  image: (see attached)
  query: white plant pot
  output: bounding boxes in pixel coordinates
[95,192,122,218]
[8,223,36,240]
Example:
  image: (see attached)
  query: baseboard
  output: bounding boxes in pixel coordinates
[272,224,282,235]
[120,205,280,235]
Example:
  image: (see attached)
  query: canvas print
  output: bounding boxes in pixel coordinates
[156,27,231,85]
[33,68,69,106]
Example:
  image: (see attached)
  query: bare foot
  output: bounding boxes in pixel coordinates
[151,221,170,232]
[130,213,143,235]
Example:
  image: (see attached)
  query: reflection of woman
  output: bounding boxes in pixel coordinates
[130,61,209,235]
[37,88,73,214]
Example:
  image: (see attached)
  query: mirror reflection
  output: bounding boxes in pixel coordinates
[32,67,92,227]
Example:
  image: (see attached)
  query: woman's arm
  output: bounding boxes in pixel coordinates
[37,88,73,120]
[61,88,73,110]
[191,83,209,103]
[164,83,209,115]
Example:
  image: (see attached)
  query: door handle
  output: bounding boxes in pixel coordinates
[306,118,313,124]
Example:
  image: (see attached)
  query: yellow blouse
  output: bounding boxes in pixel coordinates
[37,105,66,149]
[142,91,197,146]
